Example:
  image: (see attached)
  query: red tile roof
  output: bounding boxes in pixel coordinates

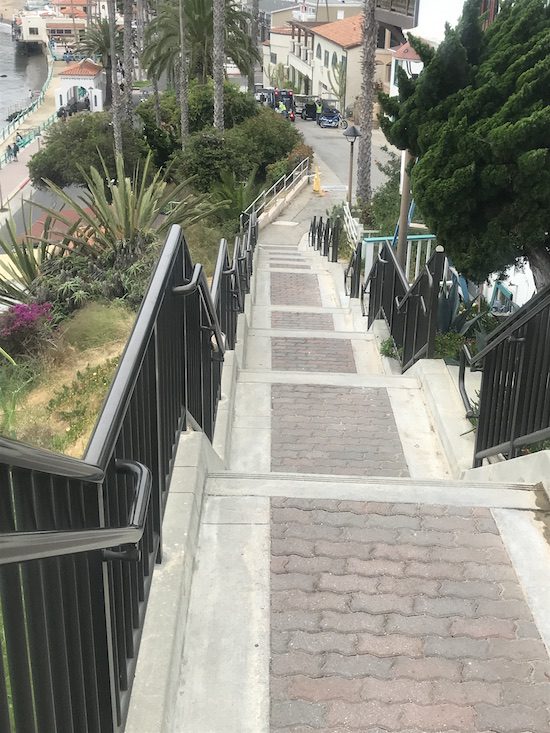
[393,41,422,61]
[59,58,103,76]
[313,14,363,50]
[271,25,293,35]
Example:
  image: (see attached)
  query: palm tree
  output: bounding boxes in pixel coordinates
[212,0,224,129]
[247,0,258,92]
[142,0,259,85]
[123,0,134,118]
[78,19,121,105]
[356,0,376,204]
[178,0,189,144]
[106,0,123,154]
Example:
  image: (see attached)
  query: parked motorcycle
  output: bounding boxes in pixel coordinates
[318,110,348,129]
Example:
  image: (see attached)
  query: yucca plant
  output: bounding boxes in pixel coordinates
[0,207,67,305]
[211,167,258,223]
[32,152,223,259]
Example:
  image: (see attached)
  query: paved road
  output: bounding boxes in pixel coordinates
[295,117,397,196]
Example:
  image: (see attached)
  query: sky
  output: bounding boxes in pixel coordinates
[412,0,466,42]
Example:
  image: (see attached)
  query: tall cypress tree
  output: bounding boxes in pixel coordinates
[380,0,550,288]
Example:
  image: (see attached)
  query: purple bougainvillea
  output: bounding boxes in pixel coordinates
[0,302,53,355]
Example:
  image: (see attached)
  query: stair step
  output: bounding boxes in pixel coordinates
[207,472,546,510]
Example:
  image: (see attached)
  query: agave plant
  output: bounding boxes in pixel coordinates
[0,207,62,305]
[31,152,224,259]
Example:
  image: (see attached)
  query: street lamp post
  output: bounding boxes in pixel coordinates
[343,125,361,206]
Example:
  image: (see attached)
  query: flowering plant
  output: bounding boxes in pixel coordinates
[0,302,53,355]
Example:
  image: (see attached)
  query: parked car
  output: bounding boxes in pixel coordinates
[301,101,317,120]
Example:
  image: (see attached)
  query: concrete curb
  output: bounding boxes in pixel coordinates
[464,451,549,495]
[407,359,475,478]
[124,431,223,733]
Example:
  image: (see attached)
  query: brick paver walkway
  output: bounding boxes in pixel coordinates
[271,385,409,477]
[271,338,357,373]
[270,498,550,732]
[271,272,322,307]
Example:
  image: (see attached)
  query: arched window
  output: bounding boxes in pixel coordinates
[332,52,338,67]
[316,43,322,59]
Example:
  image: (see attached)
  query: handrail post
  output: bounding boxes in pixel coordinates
[426,246,445,358]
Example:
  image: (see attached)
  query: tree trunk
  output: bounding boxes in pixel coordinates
[107,0,123,155]
[178,0,189,146]
[152,75,162,126]
[105,57,112,106]
[523,243,550,291]
[248,0,259,92]
[123,0,134,119]
[135,0,145,81]
[212,0,225,129]
[356,0,377,204]
[396,150,413,269]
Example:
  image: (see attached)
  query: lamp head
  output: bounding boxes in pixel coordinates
[343,125,361,143]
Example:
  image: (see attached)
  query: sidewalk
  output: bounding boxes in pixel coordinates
[0,137,38,214]
[170,179,550,732]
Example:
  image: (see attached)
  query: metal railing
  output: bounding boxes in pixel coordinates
[241,157,309,225]
[0,219,255,732]
[459,284,550,466]
[363,240,446,371]
[308,214,341,263]
[0,47,55,145]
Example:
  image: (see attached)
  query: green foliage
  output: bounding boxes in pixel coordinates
[211,168,258,225]
[267,63,298,91]
[380,337,399,359]
[142,0,260,84]
[0,360,35,437]
[0,212,52,305]
[61,302,134,350]
[380,0,550,286]
[266,142,314,185]
[28,113,150,189]
[174,109,302,191]
[434,331,467,361]
[327,60,347,113]
[227,108,301,175]
[359,148,401,234]
[47,358,119,451]
[136,84,258,165]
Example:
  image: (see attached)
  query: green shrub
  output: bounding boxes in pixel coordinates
[380,337,398,359]
[227,108,301,175]
[28,113,151,188]
[434,331,466,361]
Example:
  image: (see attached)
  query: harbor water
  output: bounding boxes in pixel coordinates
[0,22,48,131]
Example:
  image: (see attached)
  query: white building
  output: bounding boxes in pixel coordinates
[263,12,404,111]
[55,58,105,111]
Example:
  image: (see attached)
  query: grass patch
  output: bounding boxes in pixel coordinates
[61,301,135,350]
[1,302,134,456]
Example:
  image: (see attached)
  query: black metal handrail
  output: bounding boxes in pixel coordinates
[0,220,253,733]
[308,215,341,263]
[344,242,362,298]
[458,283,550,466]
[0,459,151,565]
[363,241,446,371]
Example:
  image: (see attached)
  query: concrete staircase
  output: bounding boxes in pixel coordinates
[127,182,550,733]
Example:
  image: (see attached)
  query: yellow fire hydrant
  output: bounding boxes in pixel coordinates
[313,166,321,193]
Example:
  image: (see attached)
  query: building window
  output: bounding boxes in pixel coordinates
[377,26,386,49]
[331,52,338,67]
[29,27,39,35]
[270,52,277,64]
[316,43,321,59]
[341,55,346,68]
[324,50,329,66]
